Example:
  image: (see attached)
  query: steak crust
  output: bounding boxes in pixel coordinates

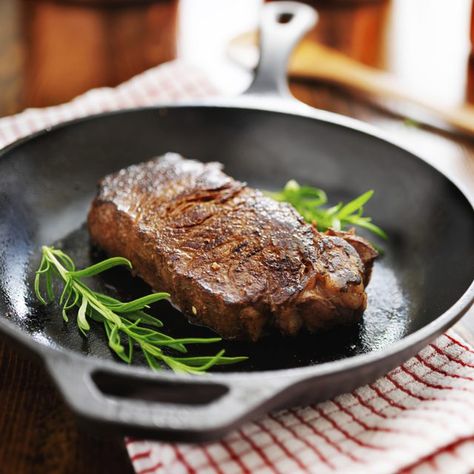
[88,153,377,341]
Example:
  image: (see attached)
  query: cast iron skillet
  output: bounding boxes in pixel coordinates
[0,2,473,442]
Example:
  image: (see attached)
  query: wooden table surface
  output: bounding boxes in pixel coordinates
[1,0,473,472]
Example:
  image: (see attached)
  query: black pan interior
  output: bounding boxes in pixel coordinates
[0,106,473,372]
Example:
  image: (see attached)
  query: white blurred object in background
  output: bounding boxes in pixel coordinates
[179,0,262,94]
[387,0,472,106]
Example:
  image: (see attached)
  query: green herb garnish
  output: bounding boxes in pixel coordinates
[35,246,247,374]
[266,180,387,239]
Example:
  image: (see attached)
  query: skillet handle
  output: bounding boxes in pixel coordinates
[45,354,293,442]
[244,2,317,99]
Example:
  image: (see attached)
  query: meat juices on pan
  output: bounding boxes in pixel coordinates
[88,153,378,341]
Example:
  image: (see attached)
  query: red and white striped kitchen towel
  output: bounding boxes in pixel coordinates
[2,60,474,474]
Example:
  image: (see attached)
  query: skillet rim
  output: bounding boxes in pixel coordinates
[0,99,473,384]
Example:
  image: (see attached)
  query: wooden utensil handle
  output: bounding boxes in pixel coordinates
[292,41,474,135]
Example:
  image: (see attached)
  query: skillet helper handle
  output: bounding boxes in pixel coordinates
[244,1,317,99]
[45,354,291,441]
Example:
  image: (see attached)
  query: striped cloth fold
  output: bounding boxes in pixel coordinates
[1,60,473,474]
[126,333,474,474]
[0,61,216,149]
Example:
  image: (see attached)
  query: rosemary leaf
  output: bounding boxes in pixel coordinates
[69,256,131,278]
[34,246,247,373]
[267,181,387,240]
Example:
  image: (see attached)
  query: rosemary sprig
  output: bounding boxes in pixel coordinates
[34,246,247,374]
[266,180,387,239]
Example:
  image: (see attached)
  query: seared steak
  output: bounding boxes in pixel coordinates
[88,153,377,341]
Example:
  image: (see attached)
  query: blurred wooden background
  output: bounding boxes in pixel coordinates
[0,0,177,114]
[1,0,473,116]
[0,0,473,473]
